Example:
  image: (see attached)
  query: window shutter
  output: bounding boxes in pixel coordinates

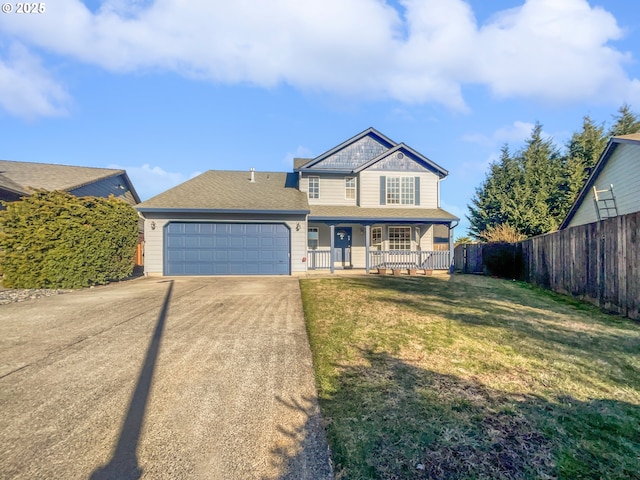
[414,177,420,206]
[380,176,386,205]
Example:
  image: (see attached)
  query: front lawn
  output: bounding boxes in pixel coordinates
[300,274,640,479]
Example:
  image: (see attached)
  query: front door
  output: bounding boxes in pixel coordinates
[334,227,352,269]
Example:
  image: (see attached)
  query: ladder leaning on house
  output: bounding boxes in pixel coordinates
[592,184,619,221]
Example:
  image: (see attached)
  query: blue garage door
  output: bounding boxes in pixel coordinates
[165,223,290,275]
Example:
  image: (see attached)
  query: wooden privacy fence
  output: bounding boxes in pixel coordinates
[455,212,640,320]
[453,243,484,274]
[520,211,639,320]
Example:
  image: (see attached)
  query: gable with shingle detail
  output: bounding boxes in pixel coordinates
[356,144,449,178]
[296,127,396,172]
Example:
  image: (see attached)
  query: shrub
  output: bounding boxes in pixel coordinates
[0,190,139,289]
[479,223,527,243]
[482,242,524,279]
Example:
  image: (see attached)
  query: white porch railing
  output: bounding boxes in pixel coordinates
[369,250,450,270]
[307,249,451,271]
[307,249,332,270]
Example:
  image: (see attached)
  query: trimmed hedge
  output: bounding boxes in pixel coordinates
[0,190,139,289]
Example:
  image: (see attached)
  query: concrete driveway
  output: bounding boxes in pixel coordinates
[0,277,332,480]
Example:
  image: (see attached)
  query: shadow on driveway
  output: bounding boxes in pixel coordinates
[90,280,174,480]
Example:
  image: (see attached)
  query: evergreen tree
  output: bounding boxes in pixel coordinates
[467,145,517,238]
[609,104,640,136]
[562,116,607,216]
[517,123,564,235]
[466,106,638,240]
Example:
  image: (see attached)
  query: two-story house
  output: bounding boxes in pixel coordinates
[136,128,459,276]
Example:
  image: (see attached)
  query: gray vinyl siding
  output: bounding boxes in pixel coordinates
[359,170,439,208]
[301,173,357,206]
[68,174,138,205]
[568,143,640,227]
[141,212,307,275]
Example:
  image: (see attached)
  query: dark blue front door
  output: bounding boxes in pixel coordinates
[334,227,352,269]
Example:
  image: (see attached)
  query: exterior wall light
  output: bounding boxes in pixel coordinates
[150,221,156,230]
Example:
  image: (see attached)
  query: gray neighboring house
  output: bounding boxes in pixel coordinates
[560,133,640,229]
[137,128,459,276]
[0,159,141,205]
[0,159,143,266]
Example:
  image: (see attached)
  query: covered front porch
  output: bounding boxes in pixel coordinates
[305,221,456,274]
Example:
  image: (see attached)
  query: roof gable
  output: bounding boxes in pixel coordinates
[0,173,28,195]
[560,134,640,228]
[355,144,449,177]
[0,160,127,193]
[296,127,396,172]
[0,159,141,204]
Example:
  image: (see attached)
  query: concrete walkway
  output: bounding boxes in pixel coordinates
[0,277,332,480]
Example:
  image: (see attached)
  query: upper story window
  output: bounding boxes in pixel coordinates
[386,177,414,205]
[308,176,319,199]
[345,177,356,200]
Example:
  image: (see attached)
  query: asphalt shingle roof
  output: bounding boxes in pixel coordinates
[136,170,310,212]
[293,158,312,169]
[615,133,640,141]
[0,173,28,195]
[0,160,125,192]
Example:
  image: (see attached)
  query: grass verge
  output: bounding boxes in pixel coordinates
[300,274,640,479]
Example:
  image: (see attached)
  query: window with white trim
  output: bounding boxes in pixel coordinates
[308,176,319,199]
[345,177,356,200]
[386,177,414,205]
[308,227,319,249]
[388,226,411,250]
[371,227,382,250]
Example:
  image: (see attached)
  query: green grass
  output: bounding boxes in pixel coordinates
[300,274,640,480]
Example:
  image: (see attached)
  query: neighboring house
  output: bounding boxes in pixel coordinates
[136,128,459,276]
[0,159,143,265]
[0,160,140,206]
[560,133,640,229]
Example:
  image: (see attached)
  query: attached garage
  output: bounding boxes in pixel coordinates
[165,222,290,275]
[136,170,309,276]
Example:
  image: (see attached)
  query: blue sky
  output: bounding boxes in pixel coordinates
[1,0,639,236]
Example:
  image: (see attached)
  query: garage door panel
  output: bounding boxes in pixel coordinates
[199,236,214,248]
[214,237,228,248]
[245,237,259,248]
[229,236,244,248]
[165,222,290,276]
[184,237,199,248]
[244,250,259,261]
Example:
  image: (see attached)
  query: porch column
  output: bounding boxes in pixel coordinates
[365,224,370,274]
[449,221,455,273]
[330,224,335,274]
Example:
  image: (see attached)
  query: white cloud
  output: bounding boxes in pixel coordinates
[493,121,538,143]
[462,121,536,146]
[109,163,200,200]
[475,0,630,102]
[0,43,70,119]
[0,0,638,118]
[282,146,314,167]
